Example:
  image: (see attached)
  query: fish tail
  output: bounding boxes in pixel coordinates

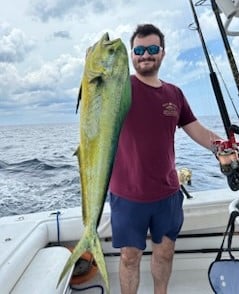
[91,234,110,292]
[57,229,109,293]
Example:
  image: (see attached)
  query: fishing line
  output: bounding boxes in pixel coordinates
[188,0,232,138]
[188,20,223,141]
[189,0,239,191]
[194,0,239,114]
[210,54,239,119]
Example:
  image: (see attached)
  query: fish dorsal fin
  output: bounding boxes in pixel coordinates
[76,85,82,114]
[75,74,103,115]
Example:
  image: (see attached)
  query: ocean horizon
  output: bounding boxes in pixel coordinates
[0,115,233,217]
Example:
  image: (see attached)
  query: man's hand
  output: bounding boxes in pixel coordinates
[212,139,239,191]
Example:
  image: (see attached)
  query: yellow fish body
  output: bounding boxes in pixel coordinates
[58,33,131,293]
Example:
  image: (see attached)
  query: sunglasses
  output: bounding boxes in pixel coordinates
[133,45,162,56]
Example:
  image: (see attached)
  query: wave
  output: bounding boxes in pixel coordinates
[0,158,75,174]
[0,120,227,217]
[0,160,8,169]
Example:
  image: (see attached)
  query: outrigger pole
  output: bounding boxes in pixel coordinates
[211,0,239,94]
[189,0,239,191]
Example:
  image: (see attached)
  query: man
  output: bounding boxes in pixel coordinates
[109,24,221,294]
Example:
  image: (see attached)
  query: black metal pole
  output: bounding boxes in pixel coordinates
[189,0,232,138]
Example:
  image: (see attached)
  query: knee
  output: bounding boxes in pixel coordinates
[152,249,174,265]
[152,238,175,264]
[121,247,142,268]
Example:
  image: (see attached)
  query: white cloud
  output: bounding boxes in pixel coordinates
[0,0,238,125]
[0,63,20,97]
[0,22,36,63]
[0,53,83,119]
[29,0,133,22]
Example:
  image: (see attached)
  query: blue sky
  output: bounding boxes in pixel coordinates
[0,0,239,125]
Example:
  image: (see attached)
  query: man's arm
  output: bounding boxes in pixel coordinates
[182,120,223,150]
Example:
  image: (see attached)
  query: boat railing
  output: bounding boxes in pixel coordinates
[216,0,239,35]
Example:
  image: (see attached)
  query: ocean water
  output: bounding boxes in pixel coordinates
[0,116,233,217]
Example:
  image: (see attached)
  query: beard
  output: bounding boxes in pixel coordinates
[133,57,161,76]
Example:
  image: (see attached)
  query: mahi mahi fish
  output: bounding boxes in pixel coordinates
[57,33,131,292]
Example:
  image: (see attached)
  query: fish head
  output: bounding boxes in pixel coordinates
[84,32,129,83]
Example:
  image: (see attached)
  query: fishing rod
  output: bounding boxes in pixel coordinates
[189,0,239,191]
[211,54,239,119]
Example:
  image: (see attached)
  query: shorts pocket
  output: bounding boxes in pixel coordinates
[109,192,120,211]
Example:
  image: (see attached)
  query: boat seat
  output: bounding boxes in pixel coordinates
[11,246,73,294]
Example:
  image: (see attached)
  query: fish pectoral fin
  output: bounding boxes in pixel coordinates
[88,72,104,84]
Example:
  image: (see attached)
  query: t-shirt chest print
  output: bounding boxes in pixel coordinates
[162,102,178,117]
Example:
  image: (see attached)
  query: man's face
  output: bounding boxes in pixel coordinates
[131,34,165,76]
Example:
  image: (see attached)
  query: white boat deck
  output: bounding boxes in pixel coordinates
[70,253,215,293]
[1,188,239,294]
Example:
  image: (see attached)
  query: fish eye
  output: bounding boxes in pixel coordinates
[89,75,103,84]
[108,48,115,54]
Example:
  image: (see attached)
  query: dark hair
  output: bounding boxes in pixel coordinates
[130,24,165,49]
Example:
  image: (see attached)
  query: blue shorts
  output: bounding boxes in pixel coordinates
[110,190,184,250]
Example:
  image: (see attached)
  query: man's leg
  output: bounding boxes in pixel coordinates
[151,236,175,294]
[119,246,143,294]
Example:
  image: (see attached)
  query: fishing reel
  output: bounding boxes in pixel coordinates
[213,135,239,191]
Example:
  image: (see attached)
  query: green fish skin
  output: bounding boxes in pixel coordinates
[57,33,131,293]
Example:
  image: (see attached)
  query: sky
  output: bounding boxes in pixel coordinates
[0,0,239,126]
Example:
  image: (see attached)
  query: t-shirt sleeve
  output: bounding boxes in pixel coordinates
[177,89,197,127]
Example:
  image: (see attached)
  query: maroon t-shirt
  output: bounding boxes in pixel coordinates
[109,75,196,202]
